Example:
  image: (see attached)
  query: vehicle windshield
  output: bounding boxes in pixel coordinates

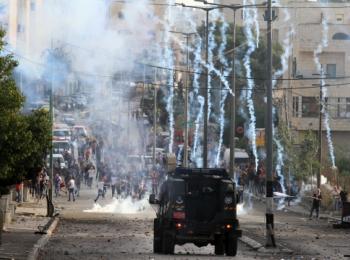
[186,180,217,197]
[54,130,69,137]
[53,142,70,150]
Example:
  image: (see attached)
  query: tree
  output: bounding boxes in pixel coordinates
[276,125,319,183]
[0,29,51,194]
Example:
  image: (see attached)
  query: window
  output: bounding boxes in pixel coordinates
[336,14,344,24]
[292,57,297,78]
[329,97,350,118]
[118,11,124,19]
[326,64,336,78]
[302,97,318,118]
[332,32,350,40]
[346,98,350,115]
[293,96,300,117]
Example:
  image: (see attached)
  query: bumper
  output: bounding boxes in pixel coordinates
[174,221,242,242]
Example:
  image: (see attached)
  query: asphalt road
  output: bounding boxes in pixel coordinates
[38,185,350,260]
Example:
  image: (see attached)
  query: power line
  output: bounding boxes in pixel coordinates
[112,1,350,9]
[6,46,350,87]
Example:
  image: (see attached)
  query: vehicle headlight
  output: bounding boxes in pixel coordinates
[224,196,233,205]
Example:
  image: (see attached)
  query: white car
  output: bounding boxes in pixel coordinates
[72,125,88,138]
[53,128,71,142]
[46,154,67,169]
[52,140,72,154]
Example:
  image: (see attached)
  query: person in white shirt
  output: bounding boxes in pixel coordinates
[68,177,76,202]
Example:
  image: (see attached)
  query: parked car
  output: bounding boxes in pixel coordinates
[63,114,75,126]
[46,154,67,169]
[53,128,71,142]
[53,140,72,154]
[72,125,88,138]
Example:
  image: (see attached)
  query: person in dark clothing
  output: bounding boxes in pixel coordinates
[340,190,348,203]
[309,188,322,219]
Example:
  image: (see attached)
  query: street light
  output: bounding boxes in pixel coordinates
[169,30,196,167]
[177,3,223,168]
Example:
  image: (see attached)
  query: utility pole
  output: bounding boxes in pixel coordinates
[318,78,323,189]
[265,0,276,247]
[169,30,196,167]
[48,40,54,217]
[153,69,157,169]
[203,10,209,168]
[313,69,327,189]
[184,34,190,167]
[230,10,236,180]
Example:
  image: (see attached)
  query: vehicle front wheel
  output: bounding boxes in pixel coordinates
[162,230,175,254]
[153,219,162,253]
[225,234,238,256]
[214,235,224,255]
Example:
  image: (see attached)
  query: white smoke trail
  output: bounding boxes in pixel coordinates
[313,16,336,168]
[181,8,204,167]
[161,29,234,98]
[192,96,205,167]
[190,37,204,166]
[162,9,234,166]
[215,16,231,167]
[163,0,176,153]
[242,1,258,170]
[207,10,220,119]
[272,3,294,199]
[251,0,260,47]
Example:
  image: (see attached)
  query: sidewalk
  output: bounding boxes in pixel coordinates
[246,191,341,221]
[0,199,51,260]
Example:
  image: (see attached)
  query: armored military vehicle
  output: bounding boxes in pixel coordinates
[149,167,242,256]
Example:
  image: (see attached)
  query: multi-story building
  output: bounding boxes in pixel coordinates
[219,0,350,162]
[281,1,350,162]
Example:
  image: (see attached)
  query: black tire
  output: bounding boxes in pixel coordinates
[214,235,225,255]
[225,234,238,256]
[162,230,175,254]
[153,219,162,253]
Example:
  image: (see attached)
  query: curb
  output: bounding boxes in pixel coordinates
[27,217,59,260]
[239,235,293,255]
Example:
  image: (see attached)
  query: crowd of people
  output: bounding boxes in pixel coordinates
[30,168,51,201]
[236,161,287,196]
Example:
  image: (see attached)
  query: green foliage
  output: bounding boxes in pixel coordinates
[336,157,350,177]
[275,124,319,182]
[0,28,51,191]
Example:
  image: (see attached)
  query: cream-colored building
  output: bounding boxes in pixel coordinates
[218,0,350,160]
[280,1,350,159]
